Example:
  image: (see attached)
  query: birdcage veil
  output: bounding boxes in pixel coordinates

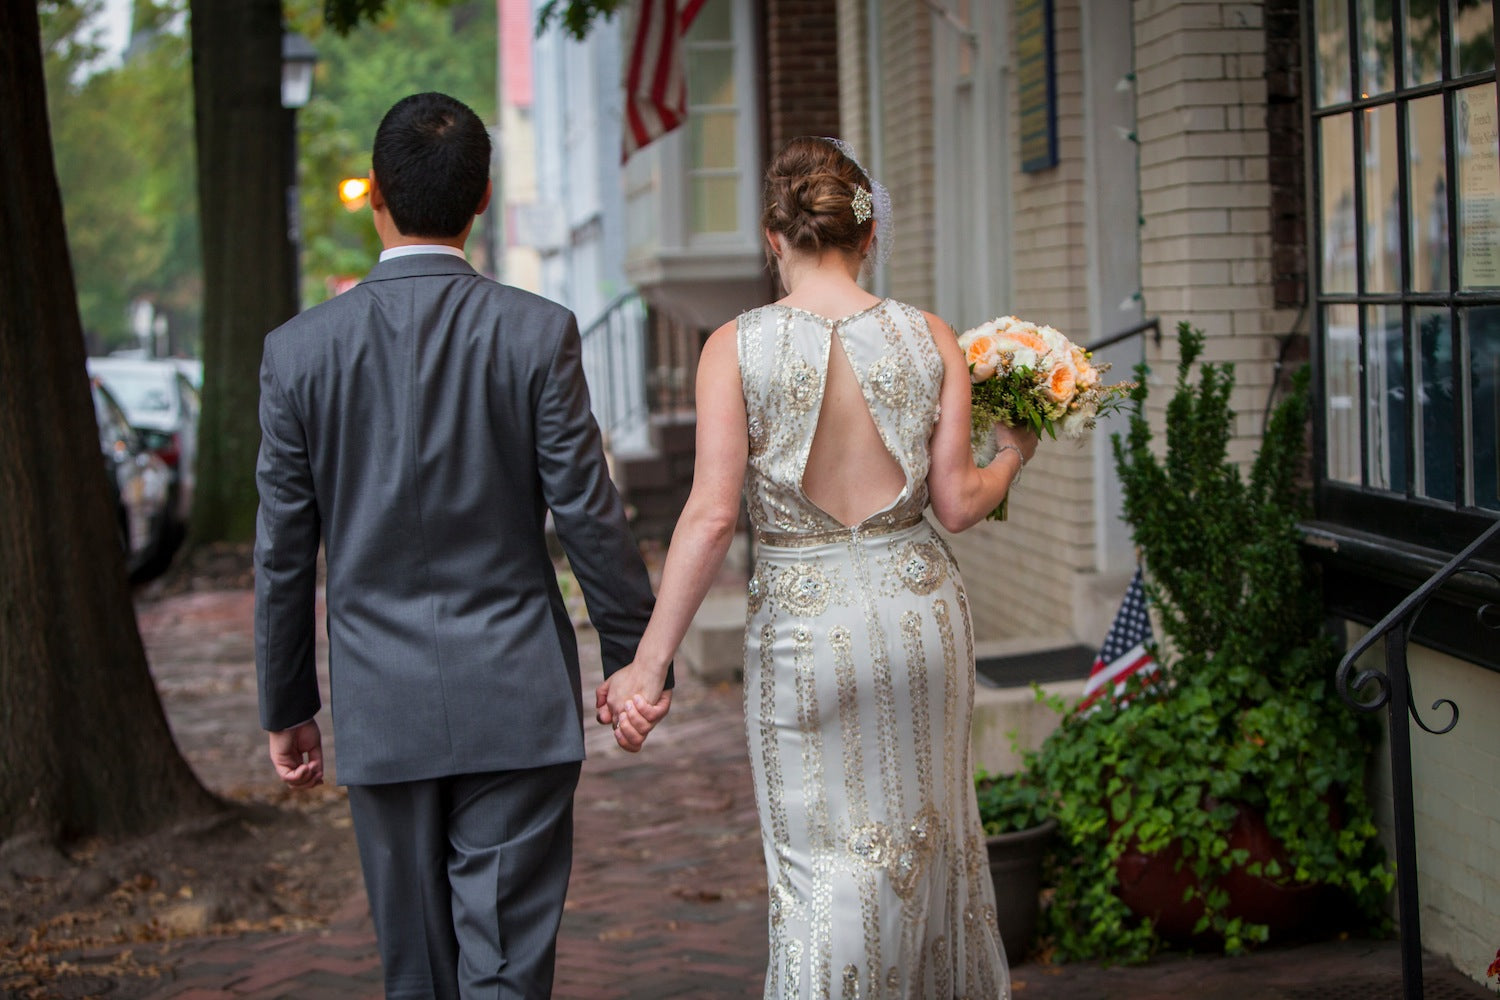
[819,136,894,268]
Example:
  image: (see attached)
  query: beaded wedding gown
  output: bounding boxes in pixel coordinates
[737,299,1010,999]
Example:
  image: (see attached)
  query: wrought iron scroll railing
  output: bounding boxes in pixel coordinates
[578,292,650,450]
[1334,516,1500,1000]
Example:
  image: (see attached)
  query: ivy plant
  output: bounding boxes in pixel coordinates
[974,767,1052,836]
[1024,322,1393,962]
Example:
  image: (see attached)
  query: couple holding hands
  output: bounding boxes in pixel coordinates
[256,92,1034,999]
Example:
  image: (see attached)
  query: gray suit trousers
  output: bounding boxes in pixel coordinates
[346,762,581,999]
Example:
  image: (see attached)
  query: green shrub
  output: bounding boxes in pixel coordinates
[1027,322,1392,962]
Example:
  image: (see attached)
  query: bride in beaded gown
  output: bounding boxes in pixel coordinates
[596,137,1036,999]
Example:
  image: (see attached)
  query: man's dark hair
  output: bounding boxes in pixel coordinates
[372,93,491,238]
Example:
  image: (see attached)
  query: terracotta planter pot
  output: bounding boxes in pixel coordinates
[986,817,1057,959]
[1114,801,1330,945]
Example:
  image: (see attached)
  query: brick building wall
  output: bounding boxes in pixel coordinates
[1133,0,1297,466]
[835,0,869,160]
[763,0,841,151]
[876,0,935,306]
[974,0,1098,642]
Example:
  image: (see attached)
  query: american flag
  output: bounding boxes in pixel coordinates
[1078,568,1159,711]
[622,0,708,162]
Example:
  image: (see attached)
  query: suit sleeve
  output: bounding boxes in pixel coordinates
[254,340,324,730]
[534,314,672,686]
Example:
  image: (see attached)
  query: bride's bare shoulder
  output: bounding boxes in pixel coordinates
[701,318,741,366]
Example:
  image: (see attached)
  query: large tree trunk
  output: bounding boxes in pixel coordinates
[188,0,297,543]
[0,0,217,844]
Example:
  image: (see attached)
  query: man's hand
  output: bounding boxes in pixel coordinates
[595,665,672,752]
[268,720,324,789]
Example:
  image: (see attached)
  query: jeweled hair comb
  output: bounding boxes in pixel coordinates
[851,186,873,225]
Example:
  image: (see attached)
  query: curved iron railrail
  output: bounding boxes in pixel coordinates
[1335,516,1500,1000]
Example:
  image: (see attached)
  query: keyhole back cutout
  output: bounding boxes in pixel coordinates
[801,330,907,528]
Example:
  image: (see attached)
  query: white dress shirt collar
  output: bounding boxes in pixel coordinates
[378,244,468,262]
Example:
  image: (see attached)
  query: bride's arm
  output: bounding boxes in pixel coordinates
[923,312,1037,532]
[599,320,748,732]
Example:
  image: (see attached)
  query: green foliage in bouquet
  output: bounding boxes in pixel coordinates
[1026,322,1392,962]
[971,366,1059,442]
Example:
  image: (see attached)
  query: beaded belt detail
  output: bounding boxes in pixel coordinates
[754,513,925,548]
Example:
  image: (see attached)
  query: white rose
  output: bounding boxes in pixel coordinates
[1005,345,1041,372]
[1038,325,1071,353]
[1060,410,1091,439]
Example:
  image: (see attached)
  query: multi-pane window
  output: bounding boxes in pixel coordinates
[1312,0,1499,513]
[685,3,739,235]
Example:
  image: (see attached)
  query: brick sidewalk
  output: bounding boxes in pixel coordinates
[124,590,1494,998]
[141,677,768,999]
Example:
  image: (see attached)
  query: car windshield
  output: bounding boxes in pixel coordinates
[97,370,175,417]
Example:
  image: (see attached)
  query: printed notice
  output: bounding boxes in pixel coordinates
[1458,85,1500,288]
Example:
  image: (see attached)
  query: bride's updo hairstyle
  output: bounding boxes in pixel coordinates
[761,136,875,268]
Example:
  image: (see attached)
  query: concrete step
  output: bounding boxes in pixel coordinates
[676,588,747,685]
[971,676,1085,775]
[969,636,1089,774]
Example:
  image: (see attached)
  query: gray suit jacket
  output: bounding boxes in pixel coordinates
[253,253,660,785]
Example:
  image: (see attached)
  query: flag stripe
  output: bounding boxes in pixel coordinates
[1077,653,1157,710]
[622,0,704,161]
[1079,567,1158,713]
[624,0,662,154]
[1081,645,1153,698]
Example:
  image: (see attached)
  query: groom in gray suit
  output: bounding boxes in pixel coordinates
[254,92,669,999]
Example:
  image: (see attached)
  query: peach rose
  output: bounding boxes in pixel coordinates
[965,333,1000,381]
[1044,362,1076,404]
[1071,346,1100,389]
[1002,329,1051,355]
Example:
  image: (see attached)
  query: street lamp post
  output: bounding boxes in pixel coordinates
[281,31,318,312]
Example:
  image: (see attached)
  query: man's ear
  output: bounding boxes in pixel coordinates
[369,170,385,211]
[475,180,493,217]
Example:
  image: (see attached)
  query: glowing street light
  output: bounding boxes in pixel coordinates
[339,177,371,211]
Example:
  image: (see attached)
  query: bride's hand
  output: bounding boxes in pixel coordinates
[595,664,671,752]
[994,422,1040,466]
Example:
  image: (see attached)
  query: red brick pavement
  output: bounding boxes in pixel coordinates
[134,589,768,998]
[111,591,1500,997]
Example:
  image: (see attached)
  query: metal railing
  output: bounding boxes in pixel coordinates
[1085,316,1160,354]
[579,292,650,449]
[1335,516,1500,1000]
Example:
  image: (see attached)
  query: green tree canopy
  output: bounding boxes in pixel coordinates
[40,0,200,355]
[286,0,497,306]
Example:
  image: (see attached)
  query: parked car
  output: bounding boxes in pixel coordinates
[93,378,173,578]
[86,357,200,545]
[170,356,203,389]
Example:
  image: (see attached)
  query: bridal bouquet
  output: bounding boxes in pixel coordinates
[957,316,1134,520]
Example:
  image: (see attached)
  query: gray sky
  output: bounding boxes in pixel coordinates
[96,0,136,67]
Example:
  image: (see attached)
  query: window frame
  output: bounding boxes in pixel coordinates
[1303,0,1500,669]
